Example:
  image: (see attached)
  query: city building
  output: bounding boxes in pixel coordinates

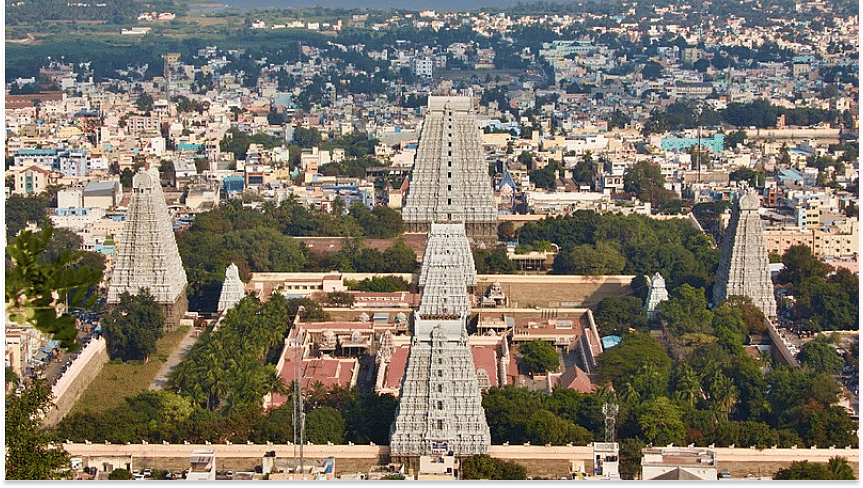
[641,447,717,481]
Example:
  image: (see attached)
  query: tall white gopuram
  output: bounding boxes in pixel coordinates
[108,167,188,326]
[390,223,491,458]
[644,272,669,319]
[217,263,245,312]
[713,189,777,318]
[402,96,497,242]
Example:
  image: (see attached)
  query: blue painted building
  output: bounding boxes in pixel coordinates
[660,133,725,153]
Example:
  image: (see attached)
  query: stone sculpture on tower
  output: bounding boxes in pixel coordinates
[107,167,188,327]
[713,189,777,318]
[389,223,491,459]
[402,96,497,243]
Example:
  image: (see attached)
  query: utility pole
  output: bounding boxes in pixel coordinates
[292,306,305,476]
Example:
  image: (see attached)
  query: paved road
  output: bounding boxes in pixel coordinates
[149,327,199,391]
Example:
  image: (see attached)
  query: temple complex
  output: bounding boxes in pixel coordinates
[107,167,188,328]
[389,223,491,459]
[713,189,777,318]
[402,97,497,242]
[217,263,245,312]
[644,272,669,319]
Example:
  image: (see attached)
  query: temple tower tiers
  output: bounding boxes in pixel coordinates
[217,263,245,312]
[402,96,497,242]
[390,223,491,458]
[645,272,669,319]
[713,189,777,318]
[108,167,188,326]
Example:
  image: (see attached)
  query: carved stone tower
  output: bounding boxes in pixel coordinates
[402,96,497,243]
[390,223,491,459]
[217,263,245,312]
[108,167,188,327]
[644,272,669,319]
[713,189,777,318]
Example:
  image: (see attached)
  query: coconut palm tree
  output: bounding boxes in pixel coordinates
[672,364,704,407]
[708,372,739,421]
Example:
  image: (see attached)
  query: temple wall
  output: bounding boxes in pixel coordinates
[43,337,109,427]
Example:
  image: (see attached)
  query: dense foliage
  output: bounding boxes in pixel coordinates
[482,387,595,446]
[6,380,72,480]
[776,245,859,331]
[345,275,411,292]
[518,211,718,290]
[774,457,856,480]
[460,455,528,480]
[102,290,165,361]
[519,340,561,374]
[177,199,412,311]
[6,227,103,350]
[170,295,319,413]
[53,384,397,446]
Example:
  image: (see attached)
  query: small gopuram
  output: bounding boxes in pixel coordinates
[217,263,245,312]
[644,272,669,319]
[107,167,188,328]
[402,96,497,242]
[713,189,777,318]
[390,223,491,460]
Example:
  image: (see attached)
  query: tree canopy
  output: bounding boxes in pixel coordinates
[6,380,71,480]
[6,227,103,350]
[519,340,560,374]
[103,290,165,361]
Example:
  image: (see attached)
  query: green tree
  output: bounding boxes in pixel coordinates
[797,341,843,375]
[623,161,670,207]
[593,296,649,336]
[525,410,593,445]
[304,407,345,444]
[6,380,71,479]
[554,241,625,275]
[724,129,747,149]
[827,456,856,480]
[519,340,560,374]
[775,458,855,480]
[102,290,165,361]
[346,276,410,293]
[6,227,103,349]
[108,469,134,480]
[291,127,323,148]
[596,332,672,389]
[460,454,527,480]
[135,92,154,112]
[656,284,714,336]
[635,397,685,446]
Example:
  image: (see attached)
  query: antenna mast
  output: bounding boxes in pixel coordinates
[602,403,619,443]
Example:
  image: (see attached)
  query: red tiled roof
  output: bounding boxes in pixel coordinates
[384,345,410,390]
[471,346,499,388]
[557,365,594,393]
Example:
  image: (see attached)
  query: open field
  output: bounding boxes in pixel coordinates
[66,327,189,416]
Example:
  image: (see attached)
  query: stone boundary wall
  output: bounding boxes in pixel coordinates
[764,320,800,367]
[62,443,858,478]
[44,337,109,426]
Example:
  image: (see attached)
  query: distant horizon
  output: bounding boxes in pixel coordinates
[193,0,565,13]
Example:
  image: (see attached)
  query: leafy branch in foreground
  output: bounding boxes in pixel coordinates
[5,227,103,350]
[6,380,71,480]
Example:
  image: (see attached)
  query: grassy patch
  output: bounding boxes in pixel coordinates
[67,328,188,415]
